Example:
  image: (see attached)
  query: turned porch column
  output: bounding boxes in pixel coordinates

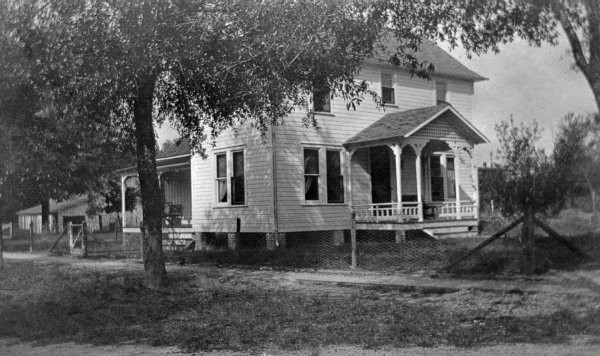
[411,143,425,222]
[451,143,462,220]
[390,144,404,222]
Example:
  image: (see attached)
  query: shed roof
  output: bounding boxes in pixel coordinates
[343,104,489,148]
[16,198,88,216]
[372,36,486,82]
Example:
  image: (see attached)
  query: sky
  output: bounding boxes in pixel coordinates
[157,33,598,165]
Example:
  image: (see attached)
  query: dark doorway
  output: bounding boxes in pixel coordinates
[370,146,391,203]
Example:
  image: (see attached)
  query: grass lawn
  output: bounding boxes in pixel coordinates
[1,258,600,353]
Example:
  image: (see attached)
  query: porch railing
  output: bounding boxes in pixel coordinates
[438,201,478,219]
[353,202,421,222]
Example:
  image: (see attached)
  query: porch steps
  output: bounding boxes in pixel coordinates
[422,225,478,239]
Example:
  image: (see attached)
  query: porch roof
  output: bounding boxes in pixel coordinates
[343,104,489,149]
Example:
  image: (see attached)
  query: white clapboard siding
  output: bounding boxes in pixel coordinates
[189,63,478,234]
[191,125,274,233]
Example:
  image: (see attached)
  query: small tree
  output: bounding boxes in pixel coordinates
[554,113,600,221]
[484,119,564,273]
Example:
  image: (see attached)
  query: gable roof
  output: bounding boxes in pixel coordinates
[16,198,89,216]
[343,104,489,148]
[157,139,191,159]
[373,36,487,82]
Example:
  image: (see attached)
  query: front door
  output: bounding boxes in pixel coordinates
[370,146,391,203]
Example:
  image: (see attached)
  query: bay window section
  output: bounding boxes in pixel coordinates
[326,150,344,203]
[216,153,227,203]
[304,149,320,201]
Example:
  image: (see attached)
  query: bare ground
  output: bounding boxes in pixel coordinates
[1,252,600,355]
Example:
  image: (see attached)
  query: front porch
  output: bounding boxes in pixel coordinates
[344,104,488,233]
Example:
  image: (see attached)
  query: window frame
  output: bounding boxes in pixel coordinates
[381,72,396,105]
[301,146,346,205]
[312,84,332,113]
[231,149,246,206]
[214,148,247,207]
[303,148,321,201]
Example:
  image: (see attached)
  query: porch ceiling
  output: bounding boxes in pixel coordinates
[343,103,489,149]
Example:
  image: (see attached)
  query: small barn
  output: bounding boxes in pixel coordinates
[16,198,117,234]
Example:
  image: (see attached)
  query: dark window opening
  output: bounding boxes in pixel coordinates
[232,151,245,205]
[326,150,344,203]
[304,149,319,200]
[430,156,444,201]
[313,85,331,113]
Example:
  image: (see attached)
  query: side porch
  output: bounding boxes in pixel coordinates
[118,153,194,243]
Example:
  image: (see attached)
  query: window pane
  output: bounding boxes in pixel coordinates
[313,87,331,113]
[233,151,244,177]
[436,81,447,103]
[305,176,319,200]
[382,87,395,104]
[232,151,245,205]
[381,73,393,87]
[218,179,227,202]
[216,154,227,178]
[304,149,319,174]
[326,150,343,203]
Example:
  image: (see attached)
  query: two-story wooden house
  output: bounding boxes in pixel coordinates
[119,39,489,249]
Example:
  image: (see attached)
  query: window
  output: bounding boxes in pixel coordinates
[216,153,227,203]
[436,81,447,103]
[326,150,344,203]
[446,156,456,199]
[381,73,395,105]
[215,150,245,205]
[304,149,320,200]
[232,151,245,205]
[313,85,331,113]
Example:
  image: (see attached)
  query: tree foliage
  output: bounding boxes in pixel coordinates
[554,113,600,213]
[1,0,587,285]
[486,119,563,217]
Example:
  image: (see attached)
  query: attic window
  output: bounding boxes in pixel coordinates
[381,73,395,105]
[436,81,447,103]
[313,84,331,113]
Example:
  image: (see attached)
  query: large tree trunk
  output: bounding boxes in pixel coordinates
[521,206,535,275]
[132,73,167,288]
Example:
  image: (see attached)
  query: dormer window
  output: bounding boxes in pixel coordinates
[436,81,447,103]
[381,73,395,105]
[313,84,331,113]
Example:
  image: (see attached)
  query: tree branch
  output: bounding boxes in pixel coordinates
[552,1,589,76]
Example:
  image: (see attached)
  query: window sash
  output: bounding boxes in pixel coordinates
[304,149,320,201]
[436,81,447,102]
[326,150,344,203]
[232,151,245,205]
[381,73,395,104]
[313,87,331,113]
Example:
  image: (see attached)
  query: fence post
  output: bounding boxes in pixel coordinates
[351,211,357,269]
[68,221,73,249]
[82,221,88,258]
[29,220,34,253]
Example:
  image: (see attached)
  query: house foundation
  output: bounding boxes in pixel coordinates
[266,232,286,250]
[227,232,240,250]
[193,232,208,251]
